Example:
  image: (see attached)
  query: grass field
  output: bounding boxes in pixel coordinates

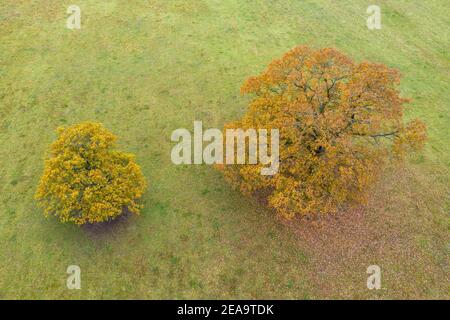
[0,0,448,299]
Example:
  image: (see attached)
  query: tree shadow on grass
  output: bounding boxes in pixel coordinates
[81,208,134,241]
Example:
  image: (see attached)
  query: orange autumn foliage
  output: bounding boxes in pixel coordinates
[35,122,147,225]
[218,46,427,218]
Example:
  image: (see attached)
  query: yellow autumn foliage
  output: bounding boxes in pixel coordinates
[218,46,427,218]
[35,122,147,225]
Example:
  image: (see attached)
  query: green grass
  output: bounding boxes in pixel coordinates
[0,0,448,299]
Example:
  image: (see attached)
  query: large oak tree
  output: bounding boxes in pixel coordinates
[218,46,426,218]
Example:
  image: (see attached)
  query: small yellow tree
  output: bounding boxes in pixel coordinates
[218,46,427,219]
[35,122,147,225]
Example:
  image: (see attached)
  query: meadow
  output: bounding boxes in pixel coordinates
[0,0,448,299]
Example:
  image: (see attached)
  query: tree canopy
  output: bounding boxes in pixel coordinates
[218,45,427,218]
